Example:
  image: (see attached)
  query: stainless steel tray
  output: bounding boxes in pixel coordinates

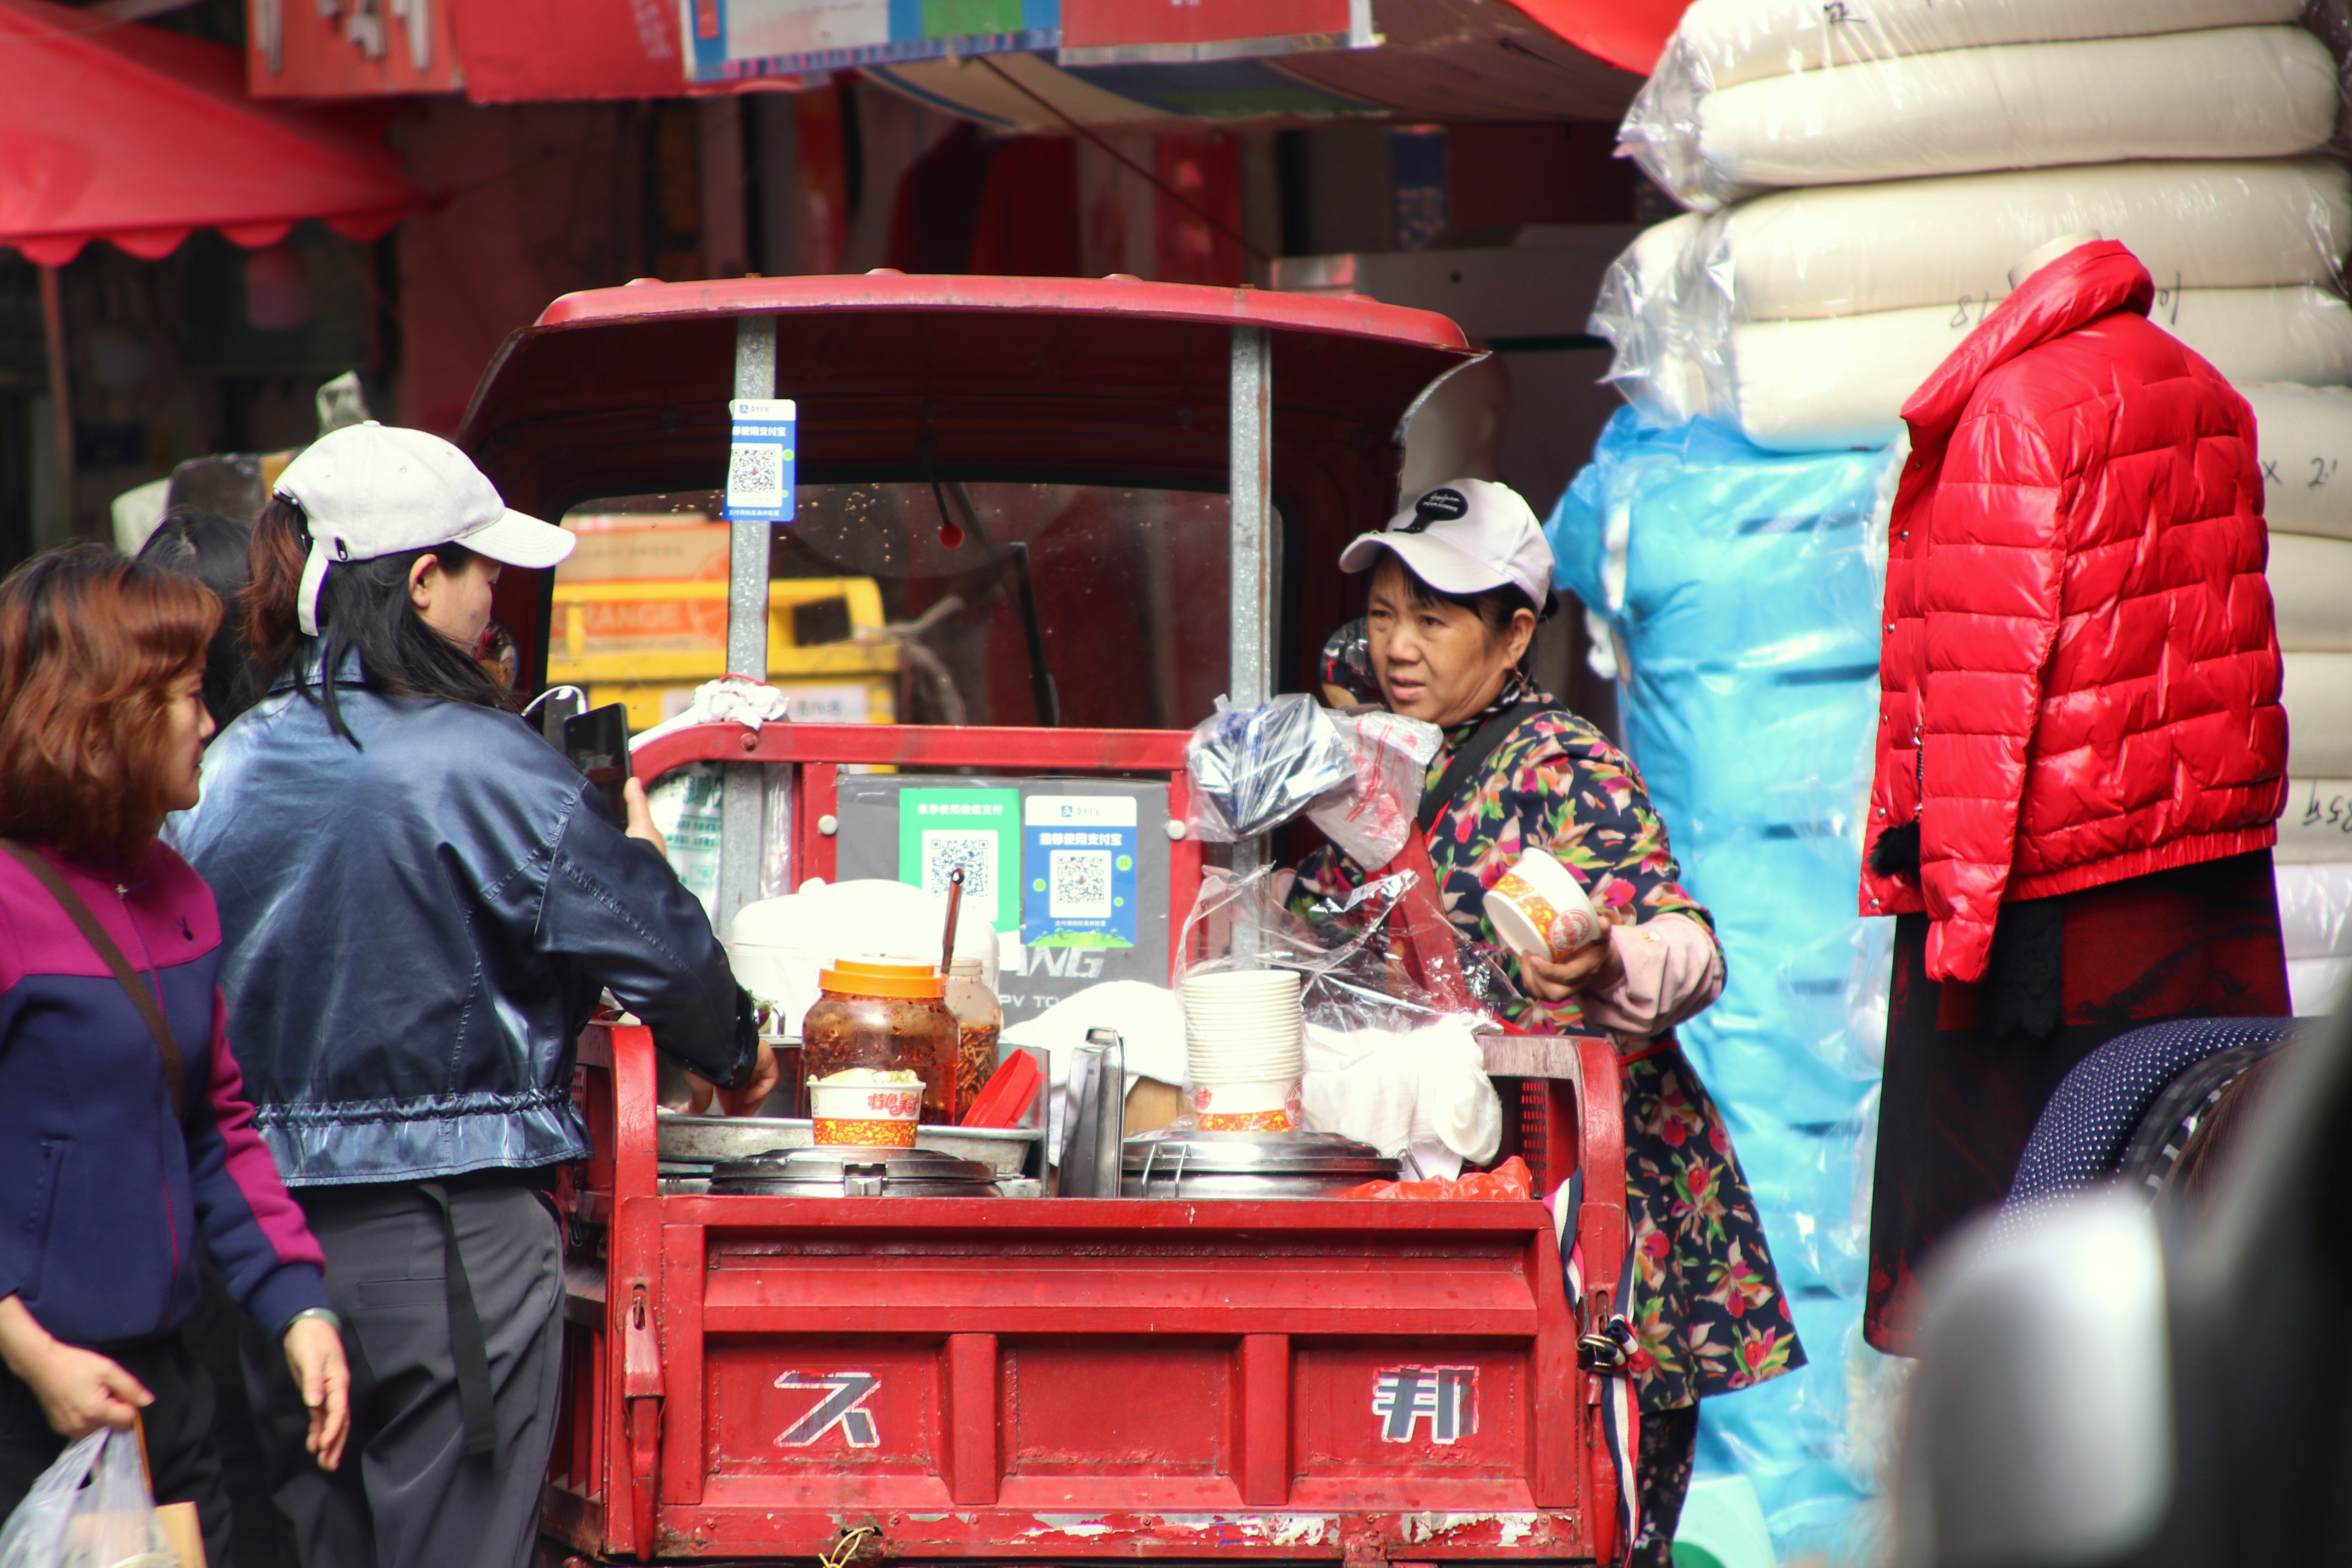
[657,1112,1039,1178]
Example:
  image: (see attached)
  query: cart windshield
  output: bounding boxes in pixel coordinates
[553,482,1231,733]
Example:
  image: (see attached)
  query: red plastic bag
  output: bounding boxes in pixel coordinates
[1339,1154,1534,1201]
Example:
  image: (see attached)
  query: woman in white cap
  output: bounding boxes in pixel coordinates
[173,423,777,1568]
[1290,479,1804,1567]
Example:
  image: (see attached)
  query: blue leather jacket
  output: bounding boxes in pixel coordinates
[175,660,755,1186]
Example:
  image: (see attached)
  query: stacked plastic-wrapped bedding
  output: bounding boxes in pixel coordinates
[1596,0,2352,455]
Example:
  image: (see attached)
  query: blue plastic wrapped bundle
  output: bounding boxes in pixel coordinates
[1548,409,1900,1563]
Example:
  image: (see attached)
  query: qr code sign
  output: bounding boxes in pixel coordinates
[921,831,996,902]
[1049,849,1113,918]
[728,441,783,506]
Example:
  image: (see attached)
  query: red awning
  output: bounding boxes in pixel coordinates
[0,0,424,265]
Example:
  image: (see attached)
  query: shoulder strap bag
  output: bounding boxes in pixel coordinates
[1,840,185,1118]
[1413,699,1555,840]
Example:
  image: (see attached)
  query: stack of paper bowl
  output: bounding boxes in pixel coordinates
[1181,969,1305,1133]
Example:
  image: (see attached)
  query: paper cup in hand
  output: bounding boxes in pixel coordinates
[1488,851,1604,963]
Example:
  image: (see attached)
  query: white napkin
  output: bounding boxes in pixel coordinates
[1300,1016,1501,1181]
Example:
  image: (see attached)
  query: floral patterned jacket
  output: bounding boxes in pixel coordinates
[1290,671,1804,1408]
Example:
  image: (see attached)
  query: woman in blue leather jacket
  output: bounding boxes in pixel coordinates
[175,424,776,1568]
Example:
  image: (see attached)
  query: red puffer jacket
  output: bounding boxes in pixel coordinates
[1861,241,2285,984]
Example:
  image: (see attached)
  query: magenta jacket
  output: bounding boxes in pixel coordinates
[0,842,327,1346]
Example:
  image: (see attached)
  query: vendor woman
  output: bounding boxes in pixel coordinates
[1291,479,1804,1567]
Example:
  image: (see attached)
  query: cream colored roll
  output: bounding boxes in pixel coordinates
[1697,27,2336,194]
[2267,533,2352,652]
[1734,287,2352,453]
[1722,160,2350,322]
[1674,0,2301,92]
[2243,384,2352,543]
[2277,778,2352,863]
[2286,653,2352,778]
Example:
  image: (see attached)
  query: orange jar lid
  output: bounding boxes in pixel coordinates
[820,957,944,999]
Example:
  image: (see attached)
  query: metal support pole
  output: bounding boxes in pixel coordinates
[718,314,777,936]
[1228,323,1272,886]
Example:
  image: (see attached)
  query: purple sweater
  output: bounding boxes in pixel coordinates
[0,843,326,1346]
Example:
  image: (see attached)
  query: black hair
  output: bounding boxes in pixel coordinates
[138,510,260,727]
[246,497,506,746]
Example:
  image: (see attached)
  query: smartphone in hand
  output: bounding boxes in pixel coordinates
[563,703,632,823]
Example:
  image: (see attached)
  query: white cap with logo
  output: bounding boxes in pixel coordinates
[273,422,577,637]
[1337,477,1554,612]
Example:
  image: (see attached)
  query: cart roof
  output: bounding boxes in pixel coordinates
[460,272,1477,519]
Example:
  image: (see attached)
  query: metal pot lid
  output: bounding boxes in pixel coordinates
[1121,1128,1396,1177]
[712,1146,995,1192]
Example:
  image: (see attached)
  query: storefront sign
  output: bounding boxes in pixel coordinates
[683,0,1057,83]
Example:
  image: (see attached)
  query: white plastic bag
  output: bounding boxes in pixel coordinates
[1302,708,1443,870]
[0,1428,176,1568]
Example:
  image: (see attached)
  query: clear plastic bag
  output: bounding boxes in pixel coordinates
[1623,0,2331,211]
[1183,695,1353,843]
[0,1428,175,1568]
[1176,865,1509,1160]
[1301,708,1443,870]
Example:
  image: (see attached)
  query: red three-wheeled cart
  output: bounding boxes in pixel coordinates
[458,273,1631,1566]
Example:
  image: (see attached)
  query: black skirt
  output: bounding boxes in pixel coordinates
[1865,849,2289,1354]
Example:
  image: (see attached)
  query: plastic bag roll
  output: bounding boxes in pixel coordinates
[1732,286,2352,452]
[2243,384,2352,541]
[1634,24,2336,209]
[2275,861,2352,959]
[1665,0,2300,97]
[2267,532,2352,651]
[2285,652,2352,777]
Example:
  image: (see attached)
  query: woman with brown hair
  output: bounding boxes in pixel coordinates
[0,545,349,1562]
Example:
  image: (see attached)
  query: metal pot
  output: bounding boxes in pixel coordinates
[710,1146,1000,1198]
[1120,1129,1397,1200]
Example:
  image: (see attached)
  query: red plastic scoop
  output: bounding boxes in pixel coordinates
[960,1049,1041,1128]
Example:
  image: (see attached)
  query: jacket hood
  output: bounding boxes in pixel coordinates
[1900,240,2156,442]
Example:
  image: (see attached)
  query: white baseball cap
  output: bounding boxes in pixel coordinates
[273,422,576,636]
[1337,477,1554,612]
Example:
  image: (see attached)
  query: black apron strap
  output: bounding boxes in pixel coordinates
[1414,701,1554,838]
[417,1182,498,1458]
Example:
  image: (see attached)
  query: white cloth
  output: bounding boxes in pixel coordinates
[1578,912,1727,1038]
[1001,980,1188,1165]
[2268,532,2352,653]
[2285,654,2352,778]
[1300,1015,1501,1181]
[2243,384,2352,543]
[629,675,795,751]
[724,879,1002,1038]
[1694,27,2333,197]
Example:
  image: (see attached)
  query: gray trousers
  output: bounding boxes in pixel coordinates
[247,1180,562,1568]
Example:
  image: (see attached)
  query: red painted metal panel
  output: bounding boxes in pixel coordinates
[566,781,1621,1563]
[1236,1333,1292,1507]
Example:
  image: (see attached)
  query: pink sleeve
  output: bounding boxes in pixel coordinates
[1577,913,1724,1038]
